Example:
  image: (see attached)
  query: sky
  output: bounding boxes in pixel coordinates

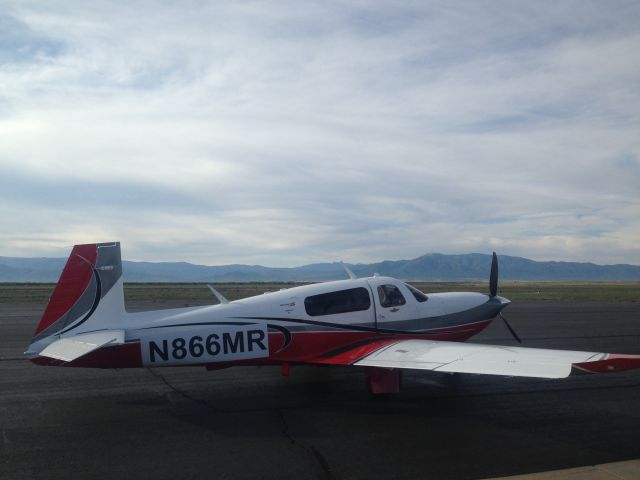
[1,1,639,266]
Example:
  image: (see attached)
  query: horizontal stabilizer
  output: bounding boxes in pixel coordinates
[354,339,640,379]
[38,330,125,362]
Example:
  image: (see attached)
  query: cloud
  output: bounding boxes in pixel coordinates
[0,1,639,266]
[0,12,63,65]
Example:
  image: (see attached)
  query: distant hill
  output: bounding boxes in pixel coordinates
[0,253,639,282]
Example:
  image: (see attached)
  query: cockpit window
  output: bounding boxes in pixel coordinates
[304,287,371,316]
[377,285,406,308]
[405,283,428,303]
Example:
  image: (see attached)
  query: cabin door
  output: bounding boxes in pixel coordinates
[367,279,418,331]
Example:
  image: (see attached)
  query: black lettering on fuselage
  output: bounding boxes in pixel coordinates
[223,331,244,354]
[148,329,267,363]
[247,329,266,352]
[206,333,220,355]
[149,340,169,362]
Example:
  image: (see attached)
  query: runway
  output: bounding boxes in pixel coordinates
[2,300,640,480]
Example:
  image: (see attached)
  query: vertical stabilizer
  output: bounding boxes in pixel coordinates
[32,242,125,342]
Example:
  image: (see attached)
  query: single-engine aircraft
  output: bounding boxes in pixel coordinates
[25,242,640,393]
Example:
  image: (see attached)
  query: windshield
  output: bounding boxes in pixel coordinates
[404,283,428,303]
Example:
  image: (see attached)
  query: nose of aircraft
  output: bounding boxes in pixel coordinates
[435,292,509,319]
[487,295,511,316]
[494,295,511,306]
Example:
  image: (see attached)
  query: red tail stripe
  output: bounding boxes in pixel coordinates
[34,244,97,336]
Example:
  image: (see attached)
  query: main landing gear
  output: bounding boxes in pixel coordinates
[365,367,402,394]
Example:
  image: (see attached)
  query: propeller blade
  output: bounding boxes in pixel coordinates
[500,313,522,343]
[489,251,498,297]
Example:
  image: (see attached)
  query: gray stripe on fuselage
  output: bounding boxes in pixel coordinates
[378,300,503,332]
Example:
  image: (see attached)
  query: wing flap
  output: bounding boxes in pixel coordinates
[39,330,125,362]
[353,339,633,379]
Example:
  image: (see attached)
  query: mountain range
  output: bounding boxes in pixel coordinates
[1,253,639,282]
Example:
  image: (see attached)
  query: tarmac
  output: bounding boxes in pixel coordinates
[1,300,639,480]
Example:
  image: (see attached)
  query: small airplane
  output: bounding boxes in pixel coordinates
[25,242,640,394]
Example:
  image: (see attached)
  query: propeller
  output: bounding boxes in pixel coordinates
[489,251,498,297]
[500,313,522,343]
[489,251,522,344]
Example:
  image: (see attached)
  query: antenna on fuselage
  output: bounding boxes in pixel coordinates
[340,262,357,280]
[207,285,229,304]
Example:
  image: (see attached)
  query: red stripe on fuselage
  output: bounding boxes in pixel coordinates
[267,320,491,364]
[30,318,492,369]
[417,319,493,333]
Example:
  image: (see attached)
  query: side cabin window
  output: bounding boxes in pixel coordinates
[304,287,371,317]
[405,283,428,303]
[377,285,406,308]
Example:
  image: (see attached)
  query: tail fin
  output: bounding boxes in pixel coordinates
[32,242,125,342]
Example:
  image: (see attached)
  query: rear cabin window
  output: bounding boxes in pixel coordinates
[377,285,406,308]
[405,283,428,303]
[304,287,371,317]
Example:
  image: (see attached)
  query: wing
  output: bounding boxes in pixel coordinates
[315,339,640,378]
[38,330,125,362]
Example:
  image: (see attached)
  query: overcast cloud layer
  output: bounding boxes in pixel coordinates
[1,1,639,266]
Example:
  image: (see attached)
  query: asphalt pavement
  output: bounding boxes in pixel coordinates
[1,300,639,480]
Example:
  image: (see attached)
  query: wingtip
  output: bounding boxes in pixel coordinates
[573,354,640,374]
